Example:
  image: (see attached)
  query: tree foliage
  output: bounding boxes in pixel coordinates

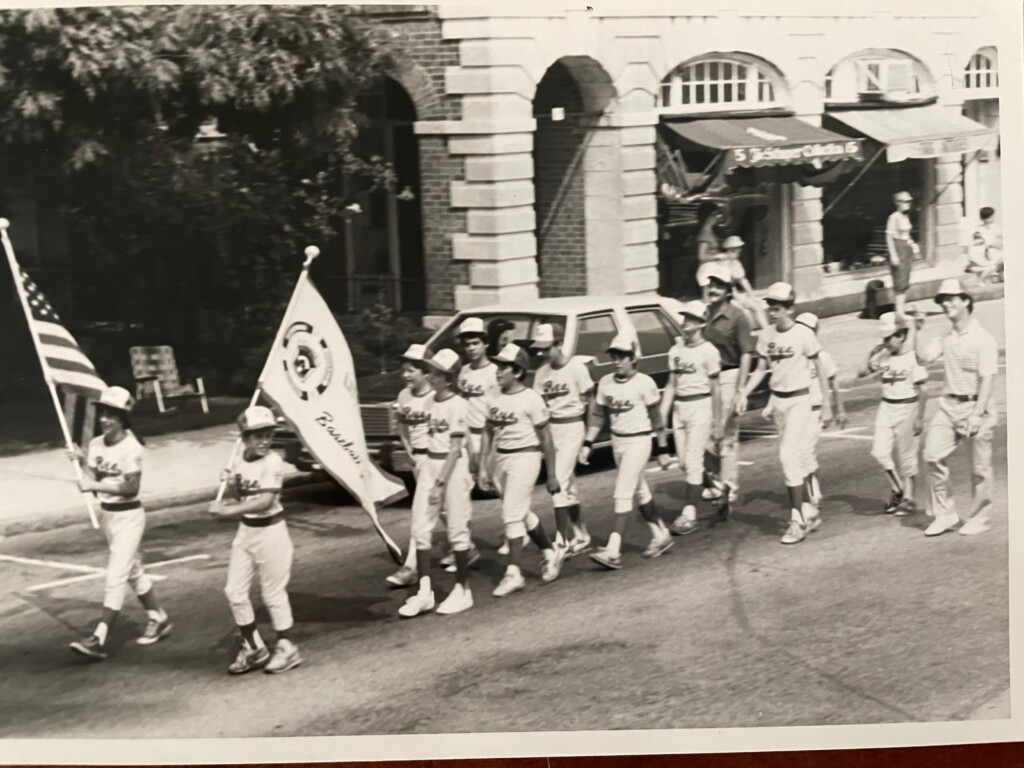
[0,6,400,392]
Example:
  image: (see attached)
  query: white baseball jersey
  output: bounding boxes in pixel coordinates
[757,323,821,392]
[458,361,499,430]
[88,432,143,504]
[230,450,285,518]
[878,350,928,400]
[596,372,660,436]
[487,388,549,451]
[533,358,594,419]
[393,386,433,450]
[426,392,469,455]
[808,350,838,407]
[667,340,721,397]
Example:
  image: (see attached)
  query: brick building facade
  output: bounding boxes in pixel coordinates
[367,3,1003,324]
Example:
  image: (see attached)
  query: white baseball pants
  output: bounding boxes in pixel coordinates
[769,394,815,487]
[923,399,997,521]
[549,420,585,507]
[410,455,473,551]
[224,521,294,632]
[710,368,741,490]
[494,451,542,539]
[871,401,920,478]
[100,507,153,612]
[801,408,822,477]
[611,435,654,514]
[672,399,712,486]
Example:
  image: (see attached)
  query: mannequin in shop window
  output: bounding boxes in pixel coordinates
[885,191,919,319]
[965,207,1003,283]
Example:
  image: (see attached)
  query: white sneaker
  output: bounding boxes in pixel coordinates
[566,532,592,557]
[780,520,807,545]
[641,531,674,558]
[264,639,302,674]
[541,543,567,583]
[959,516,991,536]
[924,514,960,537]
[397,589,435,618]
[669,515,699,536]
[385,565,418,588]
[492,570,526,597]
[702,486,723,501]
[436,584,474,615]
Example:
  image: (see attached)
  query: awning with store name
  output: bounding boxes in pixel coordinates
[662,116,865,173]
[825,106,998,163]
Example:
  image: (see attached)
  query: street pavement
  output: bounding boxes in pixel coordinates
[0,299,1008,737]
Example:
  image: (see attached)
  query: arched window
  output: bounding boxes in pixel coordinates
[657,55,786,114]
[825,49,934,104]
[964,47,998,89]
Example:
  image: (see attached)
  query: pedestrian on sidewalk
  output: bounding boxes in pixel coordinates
[740,283,833,545]
[531,322,595,557]
[582,335,674,570]
[208,406,301,675]
[857,312,929,516]
[386,344,437,589]
[795,313,847,507]
[965,207,1004,283]
[885,191,919,318]
[660,300,725,535]
[68,386,172,661]
[701,262,756,506]
[396,349,476,617]
[916,279,999,537]
[478,343,566,596]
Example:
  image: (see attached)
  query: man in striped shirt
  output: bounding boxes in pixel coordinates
[916,279,999,537]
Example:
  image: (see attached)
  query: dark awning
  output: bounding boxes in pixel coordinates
[663,116,865,173]
[825,106,998,163]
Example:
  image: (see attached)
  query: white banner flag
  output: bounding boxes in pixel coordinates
[260,277,407,562]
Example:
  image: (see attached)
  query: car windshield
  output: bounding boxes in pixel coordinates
[427,313,569,372]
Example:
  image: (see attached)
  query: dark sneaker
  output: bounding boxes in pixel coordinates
[228,644,271,675]
[70,635,107,661]
[884,492,904,514]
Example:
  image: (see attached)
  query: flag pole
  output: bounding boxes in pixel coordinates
[0,218,100,529]
[215,245,321,501]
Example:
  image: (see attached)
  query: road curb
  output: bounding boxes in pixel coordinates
[1,471,327,539]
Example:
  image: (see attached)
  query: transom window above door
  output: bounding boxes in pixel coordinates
[657,54,788,115]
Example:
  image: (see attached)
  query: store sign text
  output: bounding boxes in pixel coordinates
[732,141,862,167]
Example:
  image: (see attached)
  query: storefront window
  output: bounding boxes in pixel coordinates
[821,158,927,275]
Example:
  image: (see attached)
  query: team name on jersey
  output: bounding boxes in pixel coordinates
[93,458,123,480]
[429,417,451,435]
[881,366,911,384]
[459,381,486,397]
[487,407,519,426]
[539,380,571,401]
[234,474,264,496]
[397,406,431,425]
[765,342,796,362]
[604,397,635,414]
[671,358,699,375]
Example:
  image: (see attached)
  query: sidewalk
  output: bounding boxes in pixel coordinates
[0,290,1006,538]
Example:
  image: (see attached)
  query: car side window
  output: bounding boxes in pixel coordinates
[575,313,619,363]
[627,307,677,357]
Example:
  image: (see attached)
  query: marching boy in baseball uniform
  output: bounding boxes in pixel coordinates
[660,301,724,534]
[478,343,566,597]
[916,278,999,537]
[531,322,595,556]
[582,335,674,570]
[68,386,172,661]
[209,406,301,675]
[740,283,833,545]
[386,344,435,588]
[397,349,476,617]
[795,313,847,506]
[857,312,928,516]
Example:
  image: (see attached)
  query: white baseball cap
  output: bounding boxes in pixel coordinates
[97,386,134,413]
[456,317,486,338]
[606,334,638,356]
[721,235,745,250]
[679,300,708,323]
[489,342,530,370]
[703,262,734,286]
[426,348,462,375]
[238,405,277,433]
[877,312,900,339]
[764,281,796,304]
[530,322,565,349]
[400,343,427,362]
[795,312,819,331]
[934,278,971,304]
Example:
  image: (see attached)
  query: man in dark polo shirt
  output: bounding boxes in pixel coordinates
[700,262,756,505]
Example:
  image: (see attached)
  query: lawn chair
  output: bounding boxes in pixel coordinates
[129,345,209,414]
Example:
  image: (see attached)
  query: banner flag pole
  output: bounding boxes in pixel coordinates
[0,218,99,529]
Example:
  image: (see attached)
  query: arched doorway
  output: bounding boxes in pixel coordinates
[321,77,426,314]
[532,57,615,298]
